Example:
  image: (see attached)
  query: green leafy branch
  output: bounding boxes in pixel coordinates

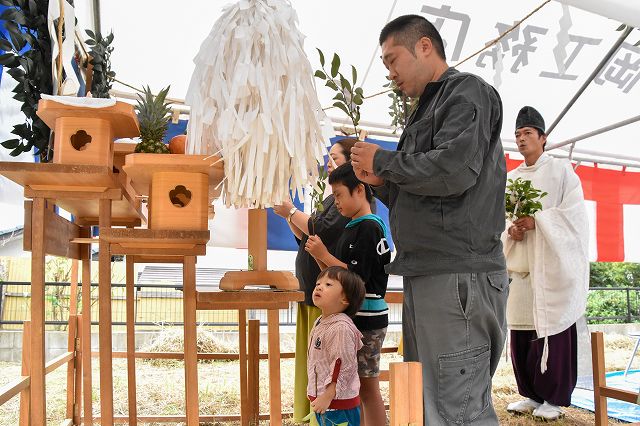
[314,49,363,136]
[0,0,53,160]
[384,79,418,133]
[85,29,115,98]
[309,165,329,235]
[505,177,548,221]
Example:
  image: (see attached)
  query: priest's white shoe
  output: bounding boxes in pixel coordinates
[507,398,542,414]
[532,401,565,420]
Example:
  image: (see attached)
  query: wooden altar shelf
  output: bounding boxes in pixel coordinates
[122,153,224,200]
[0,161,143,226]
[218,271,299,291]
[100,228,210,256]
[37,99,139,169]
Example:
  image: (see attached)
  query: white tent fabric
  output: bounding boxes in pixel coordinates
[97,0,640,164]
[555,0,640,29]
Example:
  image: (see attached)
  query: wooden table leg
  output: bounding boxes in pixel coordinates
[183,256,199,425]
[98,198,114,424]
[30,197,46,425]
[74,315,83,425]
[238,309,249,426]
[592,332,608,426]
[126,254,137,425]
[248,319,260,423]
[81,229,93,425]
[267,309,282,425]
[66,260,79,421]
[19,321,31,425]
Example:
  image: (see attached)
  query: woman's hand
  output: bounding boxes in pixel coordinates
[305,235,328,259]
[273,199,294,218]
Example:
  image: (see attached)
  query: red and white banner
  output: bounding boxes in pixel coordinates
[507,155,640,262]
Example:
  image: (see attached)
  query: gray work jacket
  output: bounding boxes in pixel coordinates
[373,67,506,276]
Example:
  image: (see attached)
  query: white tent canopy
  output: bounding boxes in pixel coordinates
[88,0,640,167]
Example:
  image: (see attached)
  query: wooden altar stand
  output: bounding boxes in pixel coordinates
[122,154,303,425]
[0,153,142,424]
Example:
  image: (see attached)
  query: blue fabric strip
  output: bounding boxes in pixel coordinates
[345,214,388,237]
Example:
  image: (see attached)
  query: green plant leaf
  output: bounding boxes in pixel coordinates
[339,73,351,94]
[333,101,350,117]
[330,53,340,78]
[0,37,11,51]
[325,79,338,91]
[1,139,20,149]
[314,70,326,80]
[316,48,325,67]
[351,64,357,85]
[616,24,627,31]
[86,29,96,39]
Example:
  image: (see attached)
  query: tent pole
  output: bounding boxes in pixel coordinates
[547,114,640,150]
[92,0,102,35]
[546,26,633,135]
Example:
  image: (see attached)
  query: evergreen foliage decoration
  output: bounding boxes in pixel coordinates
[0,0,53,160]
[85,29,115,98]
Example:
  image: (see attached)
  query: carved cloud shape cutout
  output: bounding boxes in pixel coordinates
[169,185,192,208]
[70,130,92,151]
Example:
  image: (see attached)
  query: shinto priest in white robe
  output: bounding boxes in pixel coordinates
[502,153,589,372]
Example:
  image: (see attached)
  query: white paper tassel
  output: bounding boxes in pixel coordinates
[185,0,327,208]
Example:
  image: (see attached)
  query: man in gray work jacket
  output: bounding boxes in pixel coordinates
[351,15,508,425]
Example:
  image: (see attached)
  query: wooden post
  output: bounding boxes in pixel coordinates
[248,209,267,271]
[19,320,31,425]
[238,309,249,426]
[30,197,46,425]
[98,198,114,424]
[66,260,79,420]
[267,310,282,425]
[74,315,83,425]
[389,362,423,426]
[183,256,199,425]
[81,228,93,425]
[125,254,137,425]
[65,314,78,422]
[248,319,260,424]
[591,332,608,426]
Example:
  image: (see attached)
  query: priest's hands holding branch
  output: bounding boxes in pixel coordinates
[351,141,385,186]
[508,216,535,241]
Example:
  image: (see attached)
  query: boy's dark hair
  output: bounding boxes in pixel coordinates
[328,162,373,204]
[318,266,365,317]
[333,138,358,162]
[379,14,446,60]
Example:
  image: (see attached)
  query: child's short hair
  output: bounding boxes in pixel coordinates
[317,266,365,317]
[328,162,373,203]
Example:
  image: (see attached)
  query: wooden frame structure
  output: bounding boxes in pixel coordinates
[591,331,640,425]
[0,102,418,425]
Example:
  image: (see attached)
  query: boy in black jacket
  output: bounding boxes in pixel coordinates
[305,162,391,426]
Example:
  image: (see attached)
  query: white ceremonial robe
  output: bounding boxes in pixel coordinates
[502,153,589,372]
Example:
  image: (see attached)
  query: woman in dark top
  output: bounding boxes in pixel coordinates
[273,137,356,422]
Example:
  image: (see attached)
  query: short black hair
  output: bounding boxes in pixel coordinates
[317,266,365,318]
[328,162,373,203]
[379,14,446,60]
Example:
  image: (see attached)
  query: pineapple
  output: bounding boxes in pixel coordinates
[134,85,172,153]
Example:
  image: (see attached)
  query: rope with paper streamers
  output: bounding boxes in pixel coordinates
[183,0,327,209]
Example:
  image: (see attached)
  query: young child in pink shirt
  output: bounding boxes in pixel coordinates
[308,266,366,425]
